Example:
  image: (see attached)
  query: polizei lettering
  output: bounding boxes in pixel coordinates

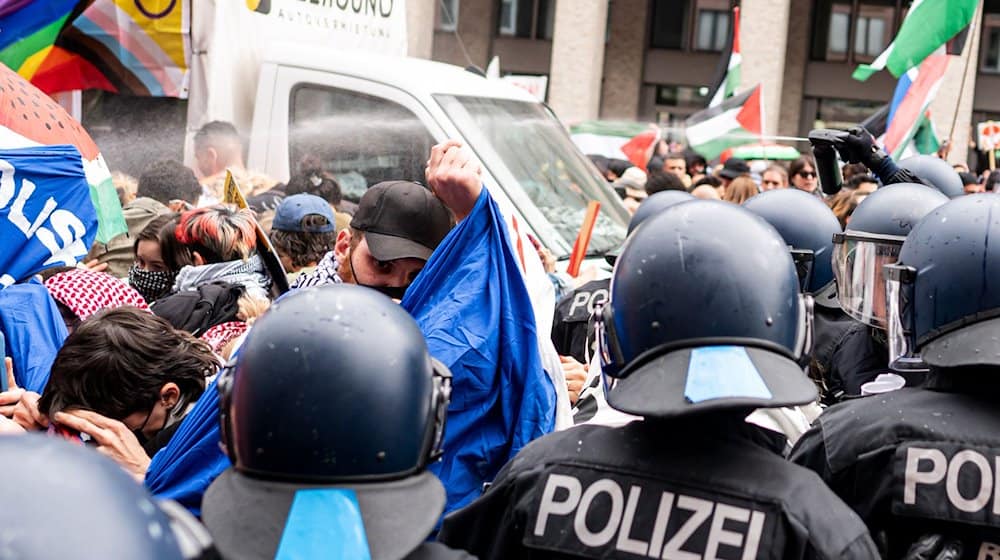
[525,468,773,559]
[894,443,1000,526]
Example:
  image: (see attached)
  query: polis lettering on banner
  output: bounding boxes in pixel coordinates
[525,465,777,559]
[894,442,1000,530]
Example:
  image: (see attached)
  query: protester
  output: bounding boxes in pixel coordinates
[17,307,217,472]
[44,268,149,332]
[269,193,338,284]
[129,213,180,303]
[841,162,869,182]
[193,121,244,188]
[717,156,751,191]
[761,164,789,190]
[85,159,199,277]
[843,172,878,195]
[203,285,471,559]
[793,194,1000,557]
[959,170,983,194]
[152,206,270,334]
[722,175,759,204]
[789,155,820,194]
[644,169,685,195]
[662,151,687,178]
[291,181,454,293]
[611,166,647,214]
[826,188,863,229]
[440,200,878,558]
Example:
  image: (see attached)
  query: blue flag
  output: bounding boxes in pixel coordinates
[402,189,556,517]
[0,279,67,392]
[145,376,230,516]
[0,146,97,288]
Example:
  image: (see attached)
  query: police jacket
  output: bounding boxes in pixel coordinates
[809,305,858,403]
[790,372,1000,558]
[439,416,878,559]
[551,279,609,364]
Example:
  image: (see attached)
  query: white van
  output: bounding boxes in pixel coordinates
[246,45,629,267]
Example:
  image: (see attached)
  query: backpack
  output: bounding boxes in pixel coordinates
[150,281,244,336]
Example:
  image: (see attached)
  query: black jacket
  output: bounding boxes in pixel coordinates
[790,374,1000,558]
[440,418,877,559]
[551,279,609,364]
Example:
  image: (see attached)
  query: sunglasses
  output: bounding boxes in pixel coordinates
[797,171,817,179]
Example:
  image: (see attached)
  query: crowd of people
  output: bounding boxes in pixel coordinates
[3,116,1000,559]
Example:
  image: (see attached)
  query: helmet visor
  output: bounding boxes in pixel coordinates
[833,232,904,328]
[884,263,925,371]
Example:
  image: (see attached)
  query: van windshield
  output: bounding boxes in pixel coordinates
[435,95,628,259]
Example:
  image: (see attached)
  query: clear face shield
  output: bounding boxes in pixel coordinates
[832,232,905,329]
[884,263,926,371]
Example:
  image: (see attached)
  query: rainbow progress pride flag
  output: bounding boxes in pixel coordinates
[0,0,190,97]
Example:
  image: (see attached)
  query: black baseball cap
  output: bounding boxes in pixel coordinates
[718,158,751,180]
[350,181,454,261]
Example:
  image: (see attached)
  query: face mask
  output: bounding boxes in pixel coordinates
[128,264,177,302]
[347,250,409,301]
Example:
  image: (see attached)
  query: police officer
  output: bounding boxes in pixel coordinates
[743,188,852,402]
[440,200,878,559]
[791,194,1000,559]
[202,284,471,560]
[2,434,214,559]
[552,190,694,365]
[825,127,937,189]
[554,190,694,424]
[825,183,948,399]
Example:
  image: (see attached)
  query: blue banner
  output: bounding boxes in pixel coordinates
[0,145,96,288]
[402,189,556,519]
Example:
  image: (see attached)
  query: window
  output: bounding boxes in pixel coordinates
[650,0,689,49]
[289,86,434,202]
[812,0,900,63]
[438,0,458,31]
[695,9,730,51]
[650,0,733,51]
[497,0,555,40]
[981,13,1000,73]
[812,97,883,130]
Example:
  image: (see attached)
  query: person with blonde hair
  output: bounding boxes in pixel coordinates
[722,176,759,205]
[761,164,789,190]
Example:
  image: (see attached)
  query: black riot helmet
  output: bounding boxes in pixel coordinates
[1,434,187,559]
[887,195,1000,369]
[206,284,451,560]
[597,200,817,418]
[832,183,948,330]
[742,188,842,300]
[606,190,694,264]
[898,154,964,198]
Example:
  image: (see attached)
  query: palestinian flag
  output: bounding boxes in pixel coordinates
[685,85,763,161]
[707,6,741,108]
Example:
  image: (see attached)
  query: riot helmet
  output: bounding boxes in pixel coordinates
[206,284,451,560]
[743,188,842,301]
[597,200,817,418]
[897,154,964,198]
[606,190,694,264]
[1,434,188,559]
[886,195,1000,369]
[833,184,948,329]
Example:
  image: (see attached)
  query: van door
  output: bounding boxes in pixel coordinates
[259,67,443,201]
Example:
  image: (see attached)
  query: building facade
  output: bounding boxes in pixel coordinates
[425,0,1000,165]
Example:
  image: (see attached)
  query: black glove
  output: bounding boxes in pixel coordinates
[901,534,964,560]
[834,126,888,169]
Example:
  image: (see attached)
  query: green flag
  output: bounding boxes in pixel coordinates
[853,0,978,81]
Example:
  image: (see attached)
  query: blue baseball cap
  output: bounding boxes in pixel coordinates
[273,194,336,233]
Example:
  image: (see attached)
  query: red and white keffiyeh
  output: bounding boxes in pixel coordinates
[44,269,149,322]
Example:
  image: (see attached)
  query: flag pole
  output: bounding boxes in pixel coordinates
[947,0,983,159]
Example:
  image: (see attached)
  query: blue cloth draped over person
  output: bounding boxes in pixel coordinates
[0,279,67,392]
[145,376,230,516]
[142,186,556,518]
[402,188,556,518]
